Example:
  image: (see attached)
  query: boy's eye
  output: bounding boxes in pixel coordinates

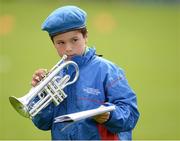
[72,38,78,42]
[57,41,64,45]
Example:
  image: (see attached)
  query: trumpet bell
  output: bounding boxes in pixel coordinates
[9,96,30,118]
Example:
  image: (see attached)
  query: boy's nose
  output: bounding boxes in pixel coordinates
[65,44,72,53]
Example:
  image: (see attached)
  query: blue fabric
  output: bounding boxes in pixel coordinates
[41,6,87,36]
[32,47,140,140]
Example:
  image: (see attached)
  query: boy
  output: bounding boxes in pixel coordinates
[31,5,139,140]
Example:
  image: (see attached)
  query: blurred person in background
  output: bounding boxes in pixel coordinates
[31,5,139,140]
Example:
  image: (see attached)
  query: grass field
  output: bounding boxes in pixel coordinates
[0,0,179,140]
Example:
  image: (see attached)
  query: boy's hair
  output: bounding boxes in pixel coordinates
[50,27,88,43]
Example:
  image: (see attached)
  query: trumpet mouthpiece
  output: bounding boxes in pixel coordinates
[62,54,67,60]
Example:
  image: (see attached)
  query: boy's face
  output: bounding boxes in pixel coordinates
[52,30,87,60]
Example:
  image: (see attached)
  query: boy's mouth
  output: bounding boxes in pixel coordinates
[66,55,74,60]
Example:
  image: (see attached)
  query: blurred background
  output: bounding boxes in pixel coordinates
[0,0,179,140]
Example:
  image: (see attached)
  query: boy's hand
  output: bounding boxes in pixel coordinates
[92,112,110,124]
[31,69,48,87]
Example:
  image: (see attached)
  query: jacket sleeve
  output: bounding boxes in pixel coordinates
[103,65,140,133]
[31,103,54,131]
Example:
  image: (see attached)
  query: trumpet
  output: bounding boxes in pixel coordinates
[9,55,79,118]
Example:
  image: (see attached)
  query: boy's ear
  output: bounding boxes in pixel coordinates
[85,36,88,44]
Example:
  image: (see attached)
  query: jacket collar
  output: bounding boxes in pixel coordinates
[64,47,96,77]
[71,47,96,67]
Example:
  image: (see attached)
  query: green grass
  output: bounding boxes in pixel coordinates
[0,0,179,140]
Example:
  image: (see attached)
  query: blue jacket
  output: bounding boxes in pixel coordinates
[32,47,139,140]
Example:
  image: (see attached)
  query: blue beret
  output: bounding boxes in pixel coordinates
[41,5,87,36]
